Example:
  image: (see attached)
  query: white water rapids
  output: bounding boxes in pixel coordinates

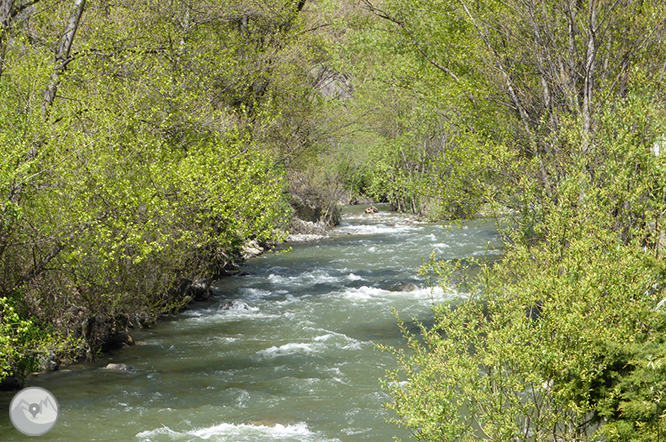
[0,205,502,441]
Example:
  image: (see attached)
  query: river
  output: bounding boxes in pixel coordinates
[0,205,502,441]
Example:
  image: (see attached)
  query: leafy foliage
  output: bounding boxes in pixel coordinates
[0,297,73,384]
[362,0,666,440]
[384,167,666,440]
[0,0,334,380]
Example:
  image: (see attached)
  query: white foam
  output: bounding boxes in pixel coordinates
[180,306,267,326]
[136,426,182,439]
[208,308,279,322]
[312,333,362,350]
[312,333,336,342]
[192,422,312,440]
[340,286,386,302]
[314,334,356,350]
[180,309,206,318]
[325,366,344,376]
[267,273,286,284]
[307,270,341,284]
[211,336,239,343]
[337,285,453,304]
[256,342,319,359]
[336,224,416,236]
[255,330,366,360]
[137,422,326,441]
[275,294,304,306]
[235,390,250,408]
[346,273,362,281]
[267,270,340,287]
[239,288,272,299]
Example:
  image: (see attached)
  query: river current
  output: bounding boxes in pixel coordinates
[0,205,501,441]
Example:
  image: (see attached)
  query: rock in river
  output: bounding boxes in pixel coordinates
[220,300,250,311]
[387,282,418,292]
[104,363,130,371]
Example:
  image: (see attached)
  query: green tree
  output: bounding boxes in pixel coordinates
[383,112,666,438]
[0,0,333,379]
[363,0,666,439]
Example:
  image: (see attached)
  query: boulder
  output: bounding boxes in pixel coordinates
[104,363,130,371]
[289,218,327,236]
[387,282,418,292]
[45,351,60,371]
[289,191,341,226]
[220,300,250,311]
[364,205,379,214]
[242,240,265,260]
[189,278,213,300]
[286,233,326,242]
[46,360,60,371]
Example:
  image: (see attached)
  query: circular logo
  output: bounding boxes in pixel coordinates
[9,387,59,436]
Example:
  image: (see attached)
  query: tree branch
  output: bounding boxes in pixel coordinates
[41,0,86,117]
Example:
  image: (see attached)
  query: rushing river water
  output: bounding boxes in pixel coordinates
[0,205,501,441]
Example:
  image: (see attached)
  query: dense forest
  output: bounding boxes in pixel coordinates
[2,0,666,440]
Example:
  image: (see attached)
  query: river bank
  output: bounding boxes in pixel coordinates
[0,191,346,392]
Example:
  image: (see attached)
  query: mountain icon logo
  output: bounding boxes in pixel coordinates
[9,386,59,436]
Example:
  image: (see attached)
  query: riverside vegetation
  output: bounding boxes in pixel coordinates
[0,0,342,382]
[2,0,666,441]
[357,0,666,441]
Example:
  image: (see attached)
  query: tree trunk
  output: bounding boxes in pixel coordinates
[581,1,597,154]
[0,0,15,79]
[41,0,86,116]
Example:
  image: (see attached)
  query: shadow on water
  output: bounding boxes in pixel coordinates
[346,316,440,343]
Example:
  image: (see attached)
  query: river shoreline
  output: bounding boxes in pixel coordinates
[1,206,502,441]
[3,202,505,393]
[1,205,352,392]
